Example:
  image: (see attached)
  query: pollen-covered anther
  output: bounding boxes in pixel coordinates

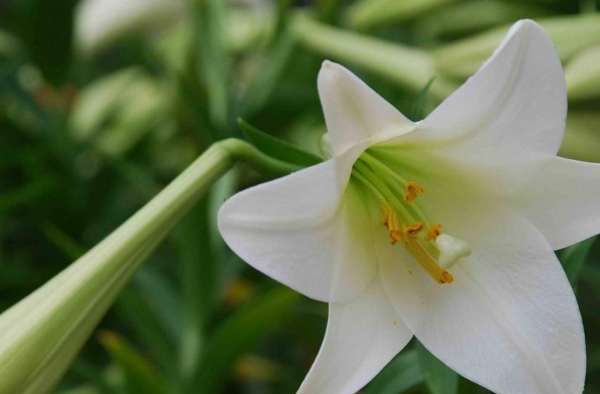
[381,204,403,244]
[381,205,392,229]
[440,271,454,284]
[389,229,403,244]
[404,181,425,202]
[427,224,443,240]
[404,222,423,238]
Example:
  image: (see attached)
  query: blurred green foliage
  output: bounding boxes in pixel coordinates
[1,0,599,393]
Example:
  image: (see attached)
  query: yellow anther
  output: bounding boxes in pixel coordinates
[381,205,392,229]
[404,181,425,202]
[427,224,443,240]
[404,222,423,238]
[389,229,403,244]
[440,271,454,284]
[382,204,404,244]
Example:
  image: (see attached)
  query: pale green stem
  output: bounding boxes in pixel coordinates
[292,13,456,100]
[0,138,297,394]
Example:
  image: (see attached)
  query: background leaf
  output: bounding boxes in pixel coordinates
[417,342,459,394]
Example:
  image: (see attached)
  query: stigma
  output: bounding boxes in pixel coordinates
[352,150,471,285]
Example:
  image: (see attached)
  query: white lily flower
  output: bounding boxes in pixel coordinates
[218,20,592,394]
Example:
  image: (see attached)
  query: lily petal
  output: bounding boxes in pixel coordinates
[413,20,566,162]
[318,61,413,156]
[218,147,374,302]
[514,156,600,250]
[378,194,585,394]
[297,281,412,394]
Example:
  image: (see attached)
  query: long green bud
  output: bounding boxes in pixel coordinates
[435,14,600,79]
[0,139,297,394]
[292,14,455,100]
[566,46,600,102]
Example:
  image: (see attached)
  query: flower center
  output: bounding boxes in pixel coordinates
[351,150,470,285]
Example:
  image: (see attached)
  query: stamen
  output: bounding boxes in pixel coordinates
[379,207,453,284]
[427,224,443,240]
[404,181,424,202]
[357,152,465,286]
[381,204,403,244]
[404,237,454,284]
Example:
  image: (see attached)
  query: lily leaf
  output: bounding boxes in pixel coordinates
[559,236,595,291]
[238,118,322,167]
[193,287,300,394]
[98,331,168,394]
[417,342,459,394]
[364,348,424,394]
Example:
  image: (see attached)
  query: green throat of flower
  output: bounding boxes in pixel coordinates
[351,149,471,285]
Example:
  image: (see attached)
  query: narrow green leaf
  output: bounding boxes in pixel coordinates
[42,223,84,261]
[193,287,300,394]
[238,118,322,167]
[417,342,458,394]
[195,0,230,130]
[364,349,424,394]
[239,30,297,117]
[559,237,595,290]
[115,284,178,374]
[99,331,168,394]
[174,198,215,386]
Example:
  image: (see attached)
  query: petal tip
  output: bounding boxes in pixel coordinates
[509,18,548,41]
[320,59,340,71]
[318,60,350,84]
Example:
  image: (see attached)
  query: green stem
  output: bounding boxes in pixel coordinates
[0,138,297,394]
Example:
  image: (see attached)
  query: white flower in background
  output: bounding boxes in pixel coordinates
[218,20,595,394]
[75,0,186,54]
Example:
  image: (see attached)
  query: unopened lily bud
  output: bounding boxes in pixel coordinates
[344,0,455,30]
[435,14,600,79]
[559,111,600,163]
[70,68,166,157]
[566,46,600,102]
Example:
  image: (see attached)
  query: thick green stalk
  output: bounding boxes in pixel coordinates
[0,138,297,394]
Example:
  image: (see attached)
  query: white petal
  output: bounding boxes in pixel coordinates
[412,20,566,162]
[378,197,585,394]
[514,156,600,249]
[318,61,414,156]
[218,146,374,302]
[297,281,412,394]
